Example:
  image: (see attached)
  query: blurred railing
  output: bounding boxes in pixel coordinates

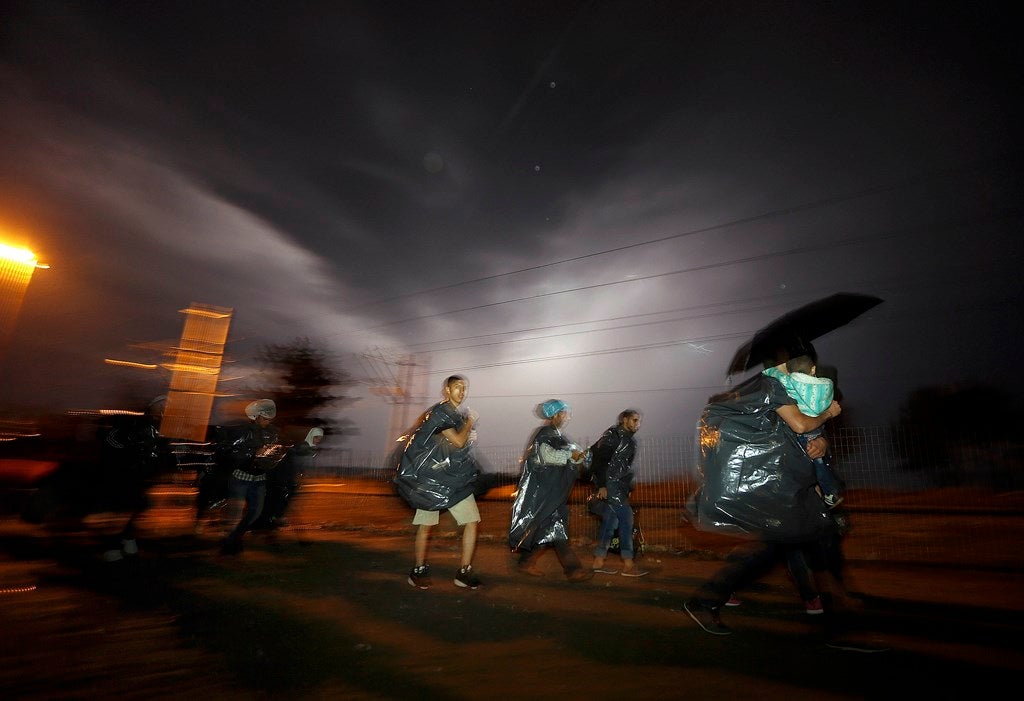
[306,426,1024,570]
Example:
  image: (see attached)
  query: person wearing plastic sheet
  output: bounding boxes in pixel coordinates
[763,356,845,509]
[509,399,594,583]
[589,409,648,577]
[394,375,482,590]
[192,439,232,535]
[684,342,841,635]
[252,426,324,531]
[98,395,175,562]
[217,399,287,555]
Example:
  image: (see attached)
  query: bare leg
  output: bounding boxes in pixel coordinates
[460,521,477,568]
[414,524,431,566]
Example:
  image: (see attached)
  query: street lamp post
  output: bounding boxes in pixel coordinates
[0,243,48,360]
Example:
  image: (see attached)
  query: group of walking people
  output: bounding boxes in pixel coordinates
[395,376,647,590]
[99,396,323,559]
[98,338,850,637]
[394,344,850,638]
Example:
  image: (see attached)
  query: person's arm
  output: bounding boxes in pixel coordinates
[440,413,476,448]
[804,436,829,460]
[776,400,841,435]
[538,442,574,465]
[590,432,615,497]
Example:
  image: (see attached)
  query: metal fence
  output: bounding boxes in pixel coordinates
[309,426,1024,569]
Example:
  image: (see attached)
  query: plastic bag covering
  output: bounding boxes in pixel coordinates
[393,401,479,511]
[691,373,833,542]
[509,425,581,550]
[588,425,636,506]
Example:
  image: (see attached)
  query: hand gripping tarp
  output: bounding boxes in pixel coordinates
[393,402,479,511]
[690,373,834,542]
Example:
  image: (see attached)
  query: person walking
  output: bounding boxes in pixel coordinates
[253,426,323,530]
[686,344,840,634]
[394,375,482,590]
[217,399,286,555]
[98,395,173,562]
[509,399,593,583]
[589,409,648,577]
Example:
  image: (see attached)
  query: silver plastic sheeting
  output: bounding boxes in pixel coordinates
[508,425,582,551]
[690,373,833,542]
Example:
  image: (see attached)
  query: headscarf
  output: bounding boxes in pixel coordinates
[305,427,324,446]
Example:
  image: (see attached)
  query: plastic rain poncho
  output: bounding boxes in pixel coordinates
[588,424,637,507]
[690,373,833,542]
[393,401,479,511]
[509,425,582,551]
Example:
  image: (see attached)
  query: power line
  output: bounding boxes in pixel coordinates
[340,154,1020,313]
[348,206,1021,333]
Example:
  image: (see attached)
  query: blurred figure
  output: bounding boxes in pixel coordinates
[216,399,286,555]
[192,439,231,535]
[394,375,482,590]
[253,426,323,530]
[98,395,174,562]
[589,409,648,577]
[763,357,845,508]
[509,399,593,583]
[686,346,840,635]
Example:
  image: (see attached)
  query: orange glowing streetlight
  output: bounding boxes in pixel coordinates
[0,241,49,356]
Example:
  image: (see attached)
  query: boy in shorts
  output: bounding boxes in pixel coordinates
[399,375,482,589]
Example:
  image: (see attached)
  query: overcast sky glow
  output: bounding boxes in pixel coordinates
[1,2,1021,452]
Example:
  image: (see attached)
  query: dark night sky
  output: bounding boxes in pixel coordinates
[1,1,1021,450]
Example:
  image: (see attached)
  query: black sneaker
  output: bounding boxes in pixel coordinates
[408,564,432,589]
[454,565,482,589]
[684,599,732,635]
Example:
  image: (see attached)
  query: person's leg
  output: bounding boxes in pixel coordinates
[414,524,431,566]
[460,522,477,567]
[407,509,438,587]
[239,481,266,536]
[692,540,779,608]
[591,500,618,569]
[615,504,646,574]
[449,494,481,568]
[784,544,821,603]
[220,477,253,553]
[553,540,583,575]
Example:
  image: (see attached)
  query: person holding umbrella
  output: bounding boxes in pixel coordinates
[685,293,880,635]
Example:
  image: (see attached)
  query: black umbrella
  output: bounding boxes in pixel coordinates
[727,293,883,375]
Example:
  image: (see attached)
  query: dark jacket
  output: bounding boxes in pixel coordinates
[589,424,637,505]
[214,421,284,476]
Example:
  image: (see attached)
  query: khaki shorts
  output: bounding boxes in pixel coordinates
[412,494,480,526]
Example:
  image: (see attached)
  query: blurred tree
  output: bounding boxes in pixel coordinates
[894,383,1021,486]
[257,338,359,444]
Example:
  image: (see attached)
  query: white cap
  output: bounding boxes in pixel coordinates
[244,399,277,420]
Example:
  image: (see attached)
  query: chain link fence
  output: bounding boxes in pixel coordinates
[309,427,1024,569]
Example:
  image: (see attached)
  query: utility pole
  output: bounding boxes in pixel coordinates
[359,348,429,454]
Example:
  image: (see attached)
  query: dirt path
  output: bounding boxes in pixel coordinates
[2,497,1023,701]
